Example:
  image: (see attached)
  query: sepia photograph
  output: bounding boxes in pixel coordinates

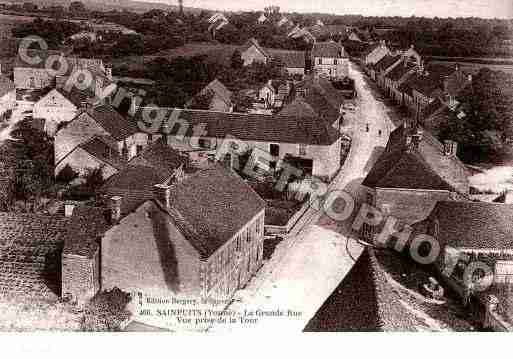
[0,0,512,340]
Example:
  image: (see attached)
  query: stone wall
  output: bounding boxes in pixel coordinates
[61,249,100,305]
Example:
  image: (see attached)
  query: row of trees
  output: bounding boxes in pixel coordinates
[435,68,513,163]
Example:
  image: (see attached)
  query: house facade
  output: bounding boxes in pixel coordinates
[240,38,271,66]
[141,108,343,181]
[311,41,349,79]
[363,41,390,66]
[33,88,82,136]
[54,104,149,179]
[361,124,469,245]
[98,165,266,305]
[0,74,16,117]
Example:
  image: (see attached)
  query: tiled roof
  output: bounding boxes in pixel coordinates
[304,248,423,332]
[79,136,127,170]
[0,74,15,97]
[128,140,188,179]
[427,201,513,250]
[279,98,317,119]
[0,213,69,298]
[363,125,469,194]
[407,64,456,98]
[136,108,340,146]
[386,62,416,81]
[155,164,266,258]
[85,104,139,140]
[374,54,401,72]
[266,48,306,68]
[312,41,347,58]
[63,205,112,257]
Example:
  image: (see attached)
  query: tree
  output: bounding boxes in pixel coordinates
[231,50,244,69]
[81,288,131,331]
[231,92,253,112]
[56,164,79,184]
[84,167,104,192]
[69,1,86,14]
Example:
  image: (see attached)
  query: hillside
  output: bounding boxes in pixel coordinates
[6,0,206,13]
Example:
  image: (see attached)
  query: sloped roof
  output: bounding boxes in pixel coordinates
[0,213,69,297]
[154,164,266,258]
[374,54,401,72]
[266,48,306,68]
[427,201,513,250]
[241,38,270,59]
[85,104,139,140]
[406,64,456,98]
[136,108,340,146]
[312,41,347,58]
[363,125,469,194]
[386,62,416,81]
[128,140,188,179]
[304,248,422,332]
[79,136,127,170]
[279,97,317,119]
[201,79,232,106]
[0,74,15,97]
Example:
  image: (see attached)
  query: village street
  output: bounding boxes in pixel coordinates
[216,62,401,332]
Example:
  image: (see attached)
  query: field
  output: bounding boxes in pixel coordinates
[431,60,513,75]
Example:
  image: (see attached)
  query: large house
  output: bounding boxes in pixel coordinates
[311,41,349,79]
[0,74,15,118]
[266,48,306,77]
[54,104,150,179]
[136,107,343,180]
[99,164,266,305]
[363,40,390,66]
[14,49,110,90]
[361,124,469,244]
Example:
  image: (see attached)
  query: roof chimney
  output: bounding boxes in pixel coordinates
[109,196,122,224]
[153,184,171,208]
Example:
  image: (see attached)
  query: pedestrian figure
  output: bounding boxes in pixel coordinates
[366,123,369,132]
[378,130,382,136]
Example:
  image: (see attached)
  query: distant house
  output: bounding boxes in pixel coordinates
[311,41,349,79]
[14,50,109,90]
[348,31,363,42]
[385,52,420,104]
[361,124,469,244]
[363,40,390,66]
[137,107,343,180]
[187,79,233,113]
[99,164,266,304]
[373,54,403,85]
[398,63,470,117]
[54,104,150,179]
[240,38,271,66]
[33,86,109,136]
[305,248,427,331]
[266,48,306,77]
[0,74,15,117]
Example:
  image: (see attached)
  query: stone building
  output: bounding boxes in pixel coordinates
[14,49,109,90]
[311,41,349,79]
[136,107,342,181]
[54,104,150,179]
[240,38,271,66]
[363,40,390,66]
[0,74,15,117]
[99,164,266,302]
[361,124,469,244]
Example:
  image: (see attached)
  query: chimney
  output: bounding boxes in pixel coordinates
[153,184,171,208]
[109,196,122,224]
[64,202,76,217]
[443,140,458,157]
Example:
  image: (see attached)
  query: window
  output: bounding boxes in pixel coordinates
[270,144,280,157]
[334,59,338,65]
[136,145,143,154]
[318,58,322,65]
[299,143,307,156]
[362,223,373,240]
[29,77,35,88]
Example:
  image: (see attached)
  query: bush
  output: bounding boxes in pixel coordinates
[81,288,132,331]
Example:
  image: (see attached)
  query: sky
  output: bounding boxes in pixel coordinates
[150,0,513,19]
